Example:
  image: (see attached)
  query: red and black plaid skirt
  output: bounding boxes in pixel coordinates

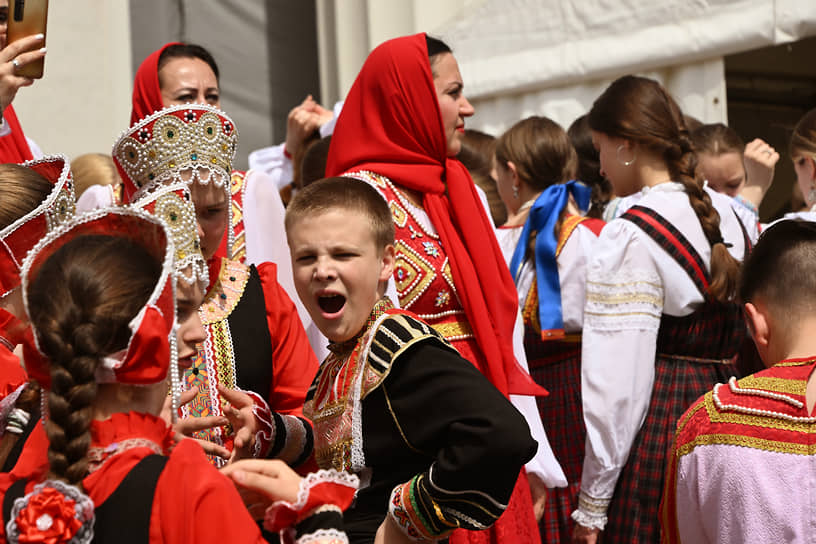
[524,328,584,544]
[602,302,746,544]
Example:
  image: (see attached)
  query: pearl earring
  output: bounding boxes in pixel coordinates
[616,144,636,167]
[513,185,519,199]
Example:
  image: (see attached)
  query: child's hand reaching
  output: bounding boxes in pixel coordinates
[221,459,302,520]
[161,385,231,460]
[218,385,260,462]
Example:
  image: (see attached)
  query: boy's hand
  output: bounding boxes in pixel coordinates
[374,514,420,544]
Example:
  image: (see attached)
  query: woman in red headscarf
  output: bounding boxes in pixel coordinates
[326,32,564,544]
[122,48,320,476]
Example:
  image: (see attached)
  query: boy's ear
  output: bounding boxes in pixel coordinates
[379,244,396,282]
[744,301,771,364]
[807,156,816,182]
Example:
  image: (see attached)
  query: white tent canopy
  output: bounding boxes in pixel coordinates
[437,0,816,134]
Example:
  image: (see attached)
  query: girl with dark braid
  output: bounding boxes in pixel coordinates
[570,76,751,544]
[1,210,268,543]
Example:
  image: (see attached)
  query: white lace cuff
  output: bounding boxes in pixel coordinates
[295,528,349,544]
[264,470,358,533]
[571,491,610,531]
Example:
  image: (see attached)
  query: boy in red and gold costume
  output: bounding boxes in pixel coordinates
[662,219,816,543]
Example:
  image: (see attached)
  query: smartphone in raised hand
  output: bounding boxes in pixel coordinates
[7,0,47,78]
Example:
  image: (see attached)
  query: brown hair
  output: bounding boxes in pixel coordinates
[26,235,161,486]
[157,43,220,85]
[495,116,577,192]
[790,107,816,160]
[299,135,333,190]
[568,114,612,219]
[285,177,395,251]
[588,75,740,302]
[0,164,54,230]
[458,129,506,226]
[740,219,816,324]
[691,123,745,157]
[425,35,452,76]
[71,153,121,199]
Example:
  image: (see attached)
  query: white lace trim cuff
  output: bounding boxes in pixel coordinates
[571,491,610,531]
[289,470,360,512]
[295,528,349,544]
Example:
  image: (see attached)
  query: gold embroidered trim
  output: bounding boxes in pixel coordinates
[588,280,662,289]
[584,310,660,319]
[677,432,816,457]
[585,293,663,306]
[430,320,473,340]
[739,376,806,396]
[775,359,816,367]
[200,259,250,324]
[703,394,816,433]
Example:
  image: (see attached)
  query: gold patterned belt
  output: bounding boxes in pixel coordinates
[431,319,473,341]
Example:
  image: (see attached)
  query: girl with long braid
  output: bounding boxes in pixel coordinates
[1,209,268,543]
[570,76,752,543]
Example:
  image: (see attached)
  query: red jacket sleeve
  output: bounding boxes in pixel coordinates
[256,262,319,417]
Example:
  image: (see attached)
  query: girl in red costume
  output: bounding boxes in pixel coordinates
[0,209,267,543]
[326,33,565,544]
[0,156,74,469]
[113,103,318,469]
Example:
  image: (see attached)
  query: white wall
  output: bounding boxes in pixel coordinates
[317,0,478,105]
[13,1,132,161]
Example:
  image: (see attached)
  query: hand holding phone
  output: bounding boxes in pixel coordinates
[6,0,48,79]
[0,33,44,112]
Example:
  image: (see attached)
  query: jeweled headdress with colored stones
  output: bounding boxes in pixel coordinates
[129,181,208,286]
[112,103,238,202]
[0,155,75,298]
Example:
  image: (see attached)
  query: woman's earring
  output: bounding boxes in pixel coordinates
[616,144,636,167]
[513,185,519,199]
[809,186,816,206]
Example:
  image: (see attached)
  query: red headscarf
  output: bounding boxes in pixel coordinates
[326,33,544,398]
[130,42,181,124]
[0,105,34,163]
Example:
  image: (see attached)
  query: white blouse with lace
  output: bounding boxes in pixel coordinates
[573,182,755,529]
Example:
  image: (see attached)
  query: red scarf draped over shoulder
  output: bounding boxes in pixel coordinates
[0,105,33,163]
[326,33,544,398]
[130,42,181,125]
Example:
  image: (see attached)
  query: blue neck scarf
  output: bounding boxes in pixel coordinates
[508,180,591,339]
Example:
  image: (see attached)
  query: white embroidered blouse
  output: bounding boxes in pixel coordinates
[573,182,756,529]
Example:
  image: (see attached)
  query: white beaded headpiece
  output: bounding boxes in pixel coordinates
[112,103,238,198]
[0,155,75,298]
[113,103,239,259]
[129,181,208,286]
